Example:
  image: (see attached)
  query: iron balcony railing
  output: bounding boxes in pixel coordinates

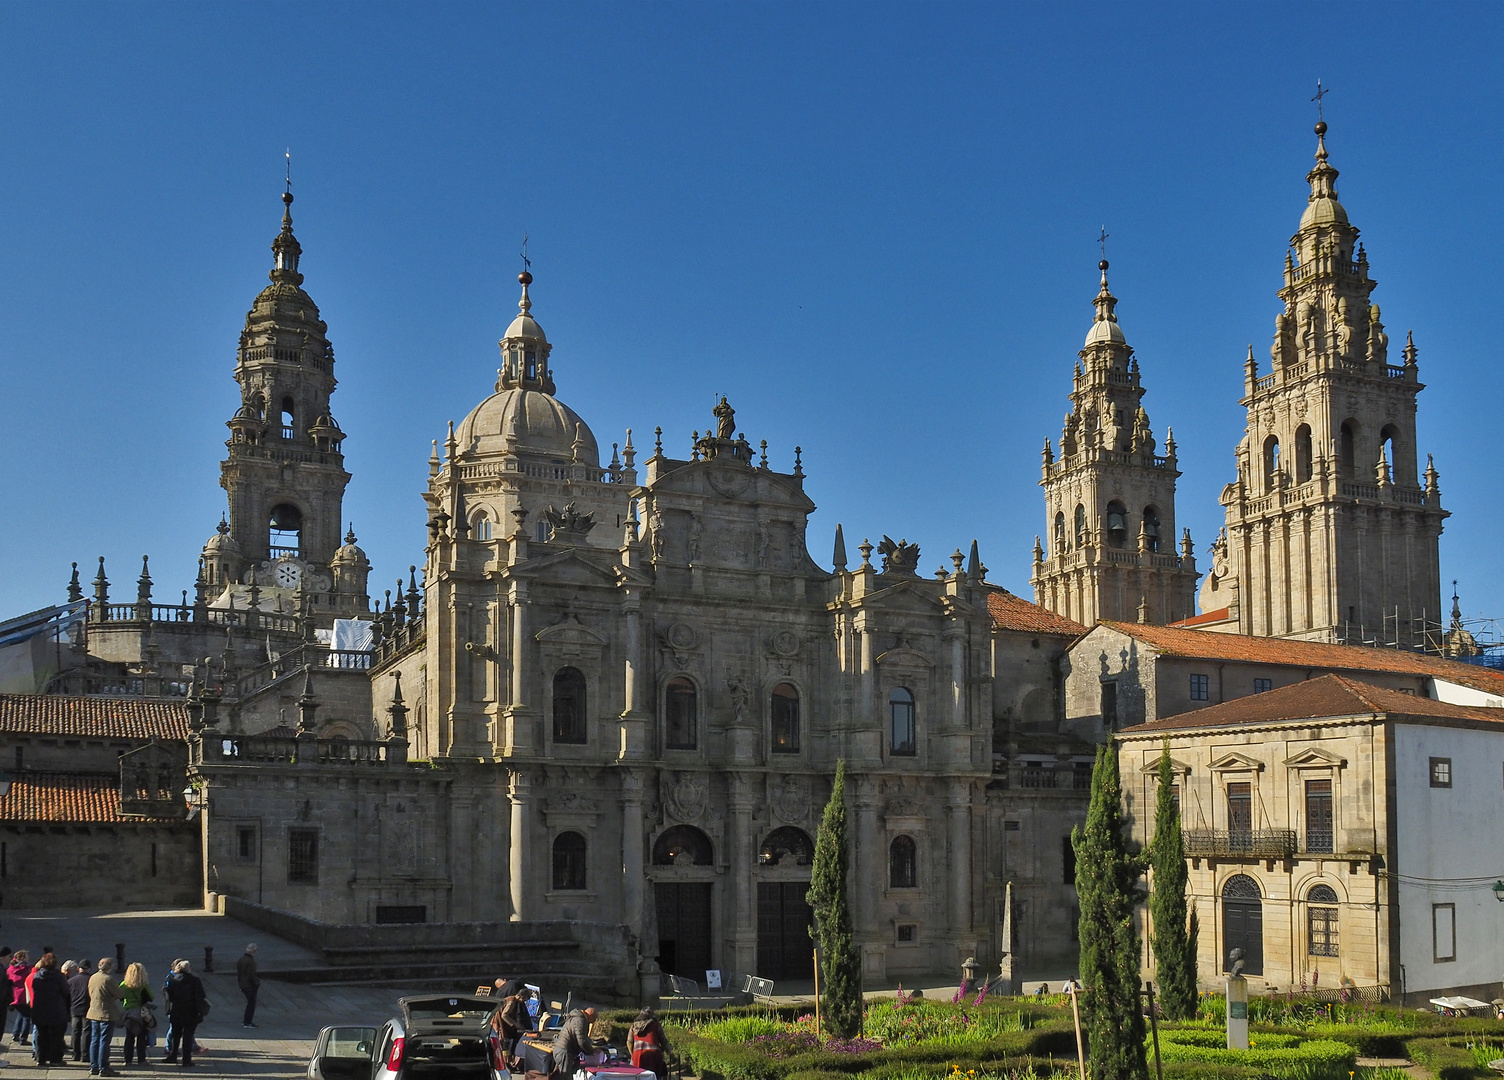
[1183,829,1297,858]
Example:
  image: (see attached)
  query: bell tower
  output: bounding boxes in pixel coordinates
[1204,122,1447,645]
[205,186,357,615]
[1032,261,1198,626]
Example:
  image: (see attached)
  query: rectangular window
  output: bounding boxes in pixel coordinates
[895,924,916,944]
[1254,678,1272,694]
[1189,674,1210,701]
[1305,779,1333,853]
[375,905,427,924]
[1433,903,1456,962]
[1003,820,1021,832]
[889,690,916,756]
[1062,835,1077,885]
[288,828,319,884]
[1170,783,1180,814]
[770,686,800,754]
[1226,782,1252,849]
[1430,757,1452,788]
[1100,681,1118,728]
[150,842,158,878]
[1308,905,1339,957]
[236,826,258,863]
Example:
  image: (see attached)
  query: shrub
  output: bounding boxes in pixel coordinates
[1152,1028,1356,1080]
[698,1016,789,1043]
[1406,1037,1503,1080]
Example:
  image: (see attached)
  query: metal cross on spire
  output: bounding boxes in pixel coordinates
[1098,226,1109,260]
[520,233,531,274]
[1312,79,1330,122]
[285,150,292,194]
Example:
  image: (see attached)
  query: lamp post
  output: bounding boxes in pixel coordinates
[1491,881,1504,903]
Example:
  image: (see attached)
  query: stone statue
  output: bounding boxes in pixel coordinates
[1366,304,1388,365]
[727,674,749,724]
[687,516,702,563]
[649,509,665,560]
[877,536,921,576]
[713,396,736,440]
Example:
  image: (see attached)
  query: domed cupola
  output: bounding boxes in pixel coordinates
[330,526,371,603]
[453,272,600,467]
[1083,259,1127,347]
[200,516,244,596]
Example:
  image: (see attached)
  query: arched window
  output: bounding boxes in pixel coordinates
[889,835,917,888]
[1263,435,1281,491]
[552,831,587,890]
[1105,500,1128,548]
[524,348,538,382]
[1141,506,1160,553]
[1379,425,1400,480]
[269,503,303,558]
[652,824,713,866]
[759,827,814,866]
[471,513,493,541]
[1339,421,1357,479]
[280,396,296,438]
[536,520,551,544]
[889,687,916,756]
[665,677,698,750]
[1295,424,1313,483]
[771,683,800,754]
[1221,873,1264,975]
[552,667,587,744]
[1073,504,1087,548]
[1053,512,1066,554]
[1308,883,1339,957]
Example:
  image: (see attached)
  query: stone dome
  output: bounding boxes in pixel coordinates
[505,311,546,343]
[203,525,242,557]
[455,387,600,467]
[1085,318,1126,347]
[1299,193,1349,229]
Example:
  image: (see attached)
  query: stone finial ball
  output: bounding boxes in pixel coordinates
[519,271,533,286]
[1315,120,1327,137]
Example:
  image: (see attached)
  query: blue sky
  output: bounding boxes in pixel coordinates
[1,3,1501,630]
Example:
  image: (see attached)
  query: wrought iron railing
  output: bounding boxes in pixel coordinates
[1304,829,1334,854]
[1183,829,1296,858]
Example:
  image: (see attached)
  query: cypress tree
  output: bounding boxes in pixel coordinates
[1150,742,1198,1019]
[1073,744,1148,1080]
[807,759,863,1038]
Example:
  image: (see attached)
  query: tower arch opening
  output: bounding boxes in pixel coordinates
[1053,511,1066,555]
[1295,424,1313,483]
[1074,504,1087,548]
[269,503,303,558]
[1105,500,1128,548]
[1141,505,1161,553]
[280,396,296,439]
[1339,420,1358,479]
[1263,435,1281,492]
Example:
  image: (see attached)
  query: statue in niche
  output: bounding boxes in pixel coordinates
[727,674,749,725]
[687,516,702,563]
[649,509,665,560]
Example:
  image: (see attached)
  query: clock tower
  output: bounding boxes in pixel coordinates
[199,186,369,620]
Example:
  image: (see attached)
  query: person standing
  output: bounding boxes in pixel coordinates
[0,946,13,1044]
[67,961,91,1062]
[236,944,259,1028]
[29,954,70,1066]
[551,1006,597,1078]
[119,963,154,1066]
[85,957,123,1077]
[628,1007,671,1079]
[163,959,207,1068]
[8,949,31,1046]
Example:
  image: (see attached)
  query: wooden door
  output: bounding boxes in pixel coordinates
[756,881,814,980]
[655,882,712,979]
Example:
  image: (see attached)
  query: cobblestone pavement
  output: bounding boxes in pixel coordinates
[0,909,438,1080]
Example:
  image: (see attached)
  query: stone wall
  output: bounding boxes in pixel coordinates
[0,822,201,908]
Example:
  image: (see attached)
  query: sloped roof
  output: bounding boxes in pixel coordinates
[987,588,1088,637]
[0,695,189,741]
[1119,674,1504,734]
[0,773,180,824]
[1097,621,1504,697]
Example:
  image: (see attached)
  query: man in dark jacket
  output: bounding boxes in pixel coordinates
[551,1007,597,1078]
[30,954,71,1065]
[163,960,208,1068]
[236,944,259,1028]
[66,962,90,1061]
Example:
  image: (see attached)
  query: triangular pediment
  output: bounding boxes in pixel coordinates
[1283,746,1347,769]
[649,459,816,512]
[1139,755,1193,777]
[875,646,937,669]
[854,579,949,614]
[514,546,622,585]
[535,618,610,648]
[1207,751,1265,773]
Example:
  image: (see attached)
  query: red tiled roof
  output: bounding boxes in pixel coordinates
[1168,607,1232,628]
[987,588,1088,637]
[0,773,179,824]
[0,695,189,741]
[1097,621,1504,697]
[1119,674,1504,734]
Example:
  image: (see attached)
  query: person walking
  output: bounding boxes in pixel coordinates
[628,1007,671,1079]
[67,961,91,1063]
[85,956,123,1077]
[119,963,154,1066]
[551,1006,597,1078]
[30,954,71,1066]
[8,949,32,1046]
[162,960,207,1068]
[236,944,259,1028]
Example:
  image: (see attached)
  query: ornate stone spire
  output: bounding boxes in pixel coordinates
[1084,260,1125,346]
[270,190,303,284]
[496,270,555,394]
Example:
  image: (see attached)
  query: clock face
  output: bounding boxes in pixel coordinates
[275,561,302,588]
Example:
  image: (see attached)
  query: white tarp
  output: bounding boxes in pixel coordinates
[330,618,373,653]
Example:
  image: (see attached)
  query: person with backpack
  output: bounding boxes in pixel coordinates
[162,959,207,1067]
[119,963,155,1065]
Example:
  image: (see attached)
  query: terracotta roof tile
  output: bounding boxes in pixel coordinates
[1119,674,1504,733]
[1098,621,1504,697]
[0,773,179,824]
[0,696,189,741]
[987,588,1088,637]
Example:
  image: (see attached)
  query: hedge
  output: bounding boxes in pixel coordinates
[1404,1037,1504,1080]
[1151,1029,1356,1080]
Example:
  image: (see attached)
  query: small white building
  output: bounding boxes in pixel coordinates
[1117,674,1504,1004]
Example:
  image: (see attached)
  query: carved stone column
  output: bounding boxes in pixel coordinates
[508,768,534,921]
[853,777,886,980]
[726,773,757,973]
[506,582,535,753]
[620,768,645,939]
[947,779,974,960]
[618,591,649,759]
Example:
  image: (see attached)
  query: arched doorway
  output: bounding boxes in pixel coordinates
[652,825,714,980]
[1222,874,1264,976]
[756,827,814,980]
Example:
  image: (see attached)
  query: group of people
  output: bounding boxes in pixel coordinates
[487,976,672,1080]
[0,947,211,1073]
